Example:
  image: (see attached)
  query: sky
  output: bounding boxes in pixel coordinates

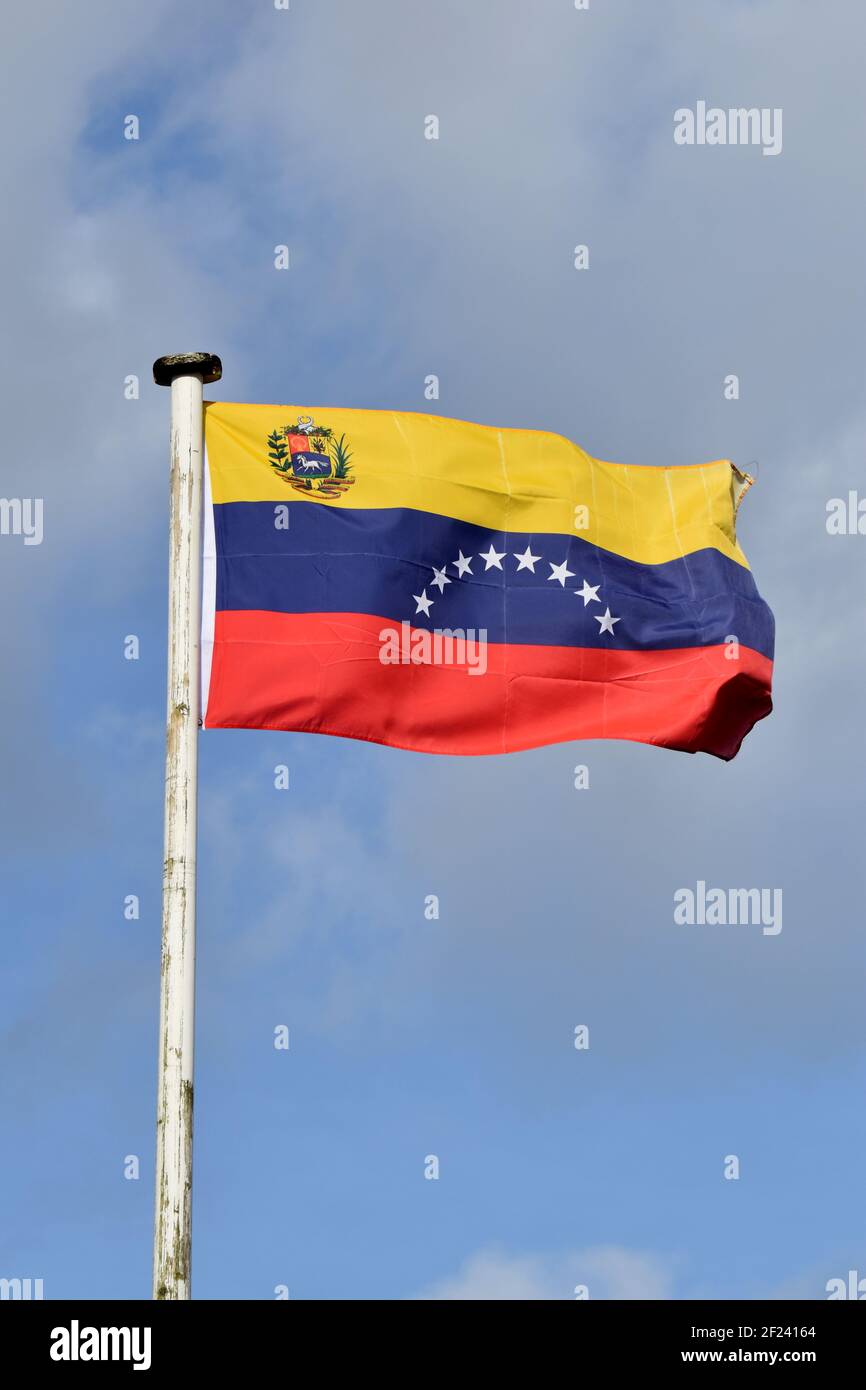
[1,0,865,1300]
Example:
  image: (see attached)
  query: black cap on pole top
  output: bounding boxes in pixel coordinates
[153,352,222,386]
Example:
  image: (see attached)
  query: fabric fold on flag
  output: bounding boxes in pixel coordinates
[201,402,774,759]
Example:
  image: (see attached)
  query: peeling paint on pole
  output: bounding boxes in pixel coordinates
[151,352,220,1301]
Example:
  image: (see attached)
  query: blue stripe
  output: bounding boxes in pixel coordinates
[213,501,775,657]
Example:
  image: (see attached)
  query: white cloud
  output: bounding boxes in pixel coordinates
[417,1244,675,1300]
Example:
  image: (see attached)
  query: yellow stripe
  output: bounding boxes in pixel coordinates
[204,401,752,569]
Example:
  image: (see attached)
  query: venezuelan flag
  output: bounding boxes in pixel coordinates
[201,402,774,758]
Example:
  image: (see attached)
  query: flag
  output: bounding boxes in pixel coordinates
[201,402,774,758]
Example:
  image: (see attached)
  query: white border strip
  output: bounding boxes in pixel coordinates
[200,442,216,726]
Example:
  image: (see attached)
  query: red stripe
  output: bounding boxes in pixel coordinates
[205,610,773,759]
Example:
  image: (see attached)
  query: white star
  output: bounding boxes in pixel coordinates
[453,551,473,577]
[513,545,541,572]
[548,559,576,587]
[595,607,621,635]
[430,566,451,593]
[575,579,600,606]
[413,589,434,617]
[479,543,506,571]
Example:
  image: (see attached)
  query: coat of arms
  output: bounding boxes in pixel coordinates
[267,415,355,497]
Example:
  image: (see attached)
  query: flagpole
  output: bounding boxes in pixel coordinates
[151,351,221,1300]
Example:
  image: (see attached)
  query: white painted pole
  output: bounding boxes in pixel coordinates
[151,351,222,1300]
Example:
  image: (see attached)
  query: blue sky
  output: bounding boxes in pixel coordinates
[2,0,865,1298]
